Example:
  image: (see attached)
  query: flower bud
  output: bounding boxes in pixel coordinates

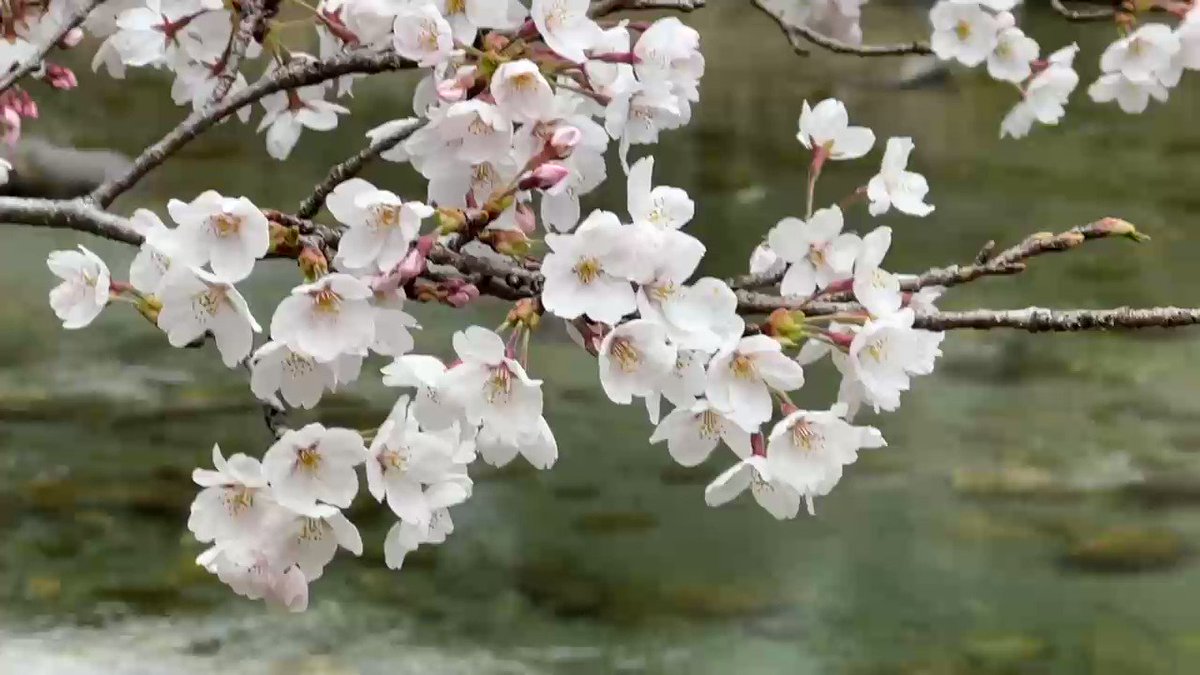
[1095,217,1149,242]
[481,227,532,257]
[549,125,582,158]
[298,245,329,282]
[517,162,571,194]
[482,33,510,52]
[44,64,77,91]
[763,308,805,347]
[515,201,537,234]
[59,28,84,49]
[437,207,467,235]
[506,298,542,330]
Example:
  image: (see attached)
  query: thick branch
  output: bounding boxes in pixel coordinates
[0,0,106,95]
[914,307,1200,332]
[589,0,705,17]
[209,0,263,103]
[296,118,427,219]
[0,196,142,245]
[750,0,932,58]
[89,50,418,208]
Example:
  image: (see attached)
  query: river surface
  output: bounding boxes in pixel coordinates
[4,3,1200,674]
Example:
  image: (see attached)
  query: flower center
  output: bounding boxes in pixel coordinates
[446,0,466,14]
[313,288,341,313]
[418,19,441,50]
[210,213,241,238]
[651,282,676,302]
[865,337,888,362]
[283,352,316,376]
[297,445,322,472]
[698,410,723,439]
[299,517,326,541]
[486,364,513,403]
[221,485,256,515]
[609,337,641,373]
[808,244,827,268]
[369,203,401,230]
[510,72,538,92]
[379,447,409,474]
[730,354,756,380]
[196,287,227,316]
[790,420,819,451]
[573,257,602,284]
[955,20,971,41]
[467,114,493,136]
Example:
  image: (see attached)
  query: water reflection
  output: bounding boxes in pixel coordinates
[4,4,1200,673]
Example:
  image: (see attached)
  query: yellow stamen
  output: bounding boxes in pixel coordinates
[609,337,641,373]
[730,354,756,380]
[573,257,602,284]
[297,445,322,472]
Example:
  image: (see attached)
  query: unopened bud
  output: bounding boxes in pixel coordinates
[549,125,582,158]
[482,33,510,52]
[764,308,805,347]
[44,64,77,91]
[59,27,84,49]
[437,207,467,234]
[515,201,537,234]
[1095,217,1149,242]
[268,221,301,256]
[518,162,571,194]
[481,227,532,257]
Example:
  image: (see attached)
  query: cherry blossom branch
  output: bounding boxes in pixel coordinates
[88,50,419,208]
[588,0,706,17]
[749,0,932,58]
[296,118,428,219]
[7,197,1197,334]
[913,306,1200,331]
[208,0,265,103]
[0,0,107,95]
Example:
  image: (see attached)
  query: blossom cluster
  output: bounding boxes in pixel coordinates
[928,0,1200,137]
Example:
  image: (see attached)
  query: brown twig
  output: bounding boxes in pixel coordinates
[589,0,705,17]
[914,307,1200,332]
[749,0,932,58]
[296,118,427,219]
[1049,0,1117,22]
[209,0,264,103]
[88,50,419,208]
[0,0,107,95]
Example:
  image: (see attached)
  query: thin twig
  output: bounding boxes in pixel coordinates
[209,0,264,103]
[88,50,419,208]
[0,0,107,95]
[750,0,932,58]
[296,118,427,219]
[1050,0,1116,22]
[589,0,705,17]
[914,307,1200,332]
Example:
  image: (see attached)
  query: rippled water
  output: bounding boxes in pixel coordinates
[5,4,1200,673]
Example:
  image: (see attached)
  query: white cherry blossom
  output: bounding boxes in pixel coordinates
[392,2,455,67]
[852,226,902,318]
[866,138,935,217]
[371,288,419,357]
[476,416,559,469]
[704,455,803,520]
[261,423,366,510]
[199,545,309,613]
[269,503,363,581]
[167,190,269,283]
[597,318,677,405]
[929,1,1000,68]
[492,60,556,123]
[988,24,1038,83]
[797,98,875,161]
[189,444,276,544]
[157,266,261,367]
[1088,72,1169,114]
[768,205,860,297]
[1000,43,1079,139]
[1099,23,1179,84]
[270,273,375,363]
[381,354,464,431]
[385,508,454,570]
[127,209,180,295]
[650,399,752,467]
[626,156,694,230]
[766,404,885,510]
[634,17,704,103]
[258,84,349,161]
[327,178,433,273]
[47,245,110,329]
[440,326,544,443]
[541,210,636,324]
[531,0,602,63]
[249,341,358,410]
[847,308,944,412]
[705,335,805,431]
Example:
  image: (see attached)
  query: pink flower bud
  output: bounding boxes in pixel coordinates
[518,162,571,194]
[446,284,479,308]
[515,201,537,234]
[2,107,22,146]
[59,27,84,49]
[549,125,582,158]
[45,65,77,91]
[436,78,466,102]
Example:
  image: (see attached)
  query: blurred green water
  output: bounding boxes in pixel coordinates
[4,3,1200,673]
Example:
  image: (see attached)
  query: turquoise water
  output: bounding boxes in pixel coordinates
[4,4,1200,673]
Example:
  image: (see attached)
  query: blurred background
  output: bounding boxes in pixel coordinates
[5,2,1200,673]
